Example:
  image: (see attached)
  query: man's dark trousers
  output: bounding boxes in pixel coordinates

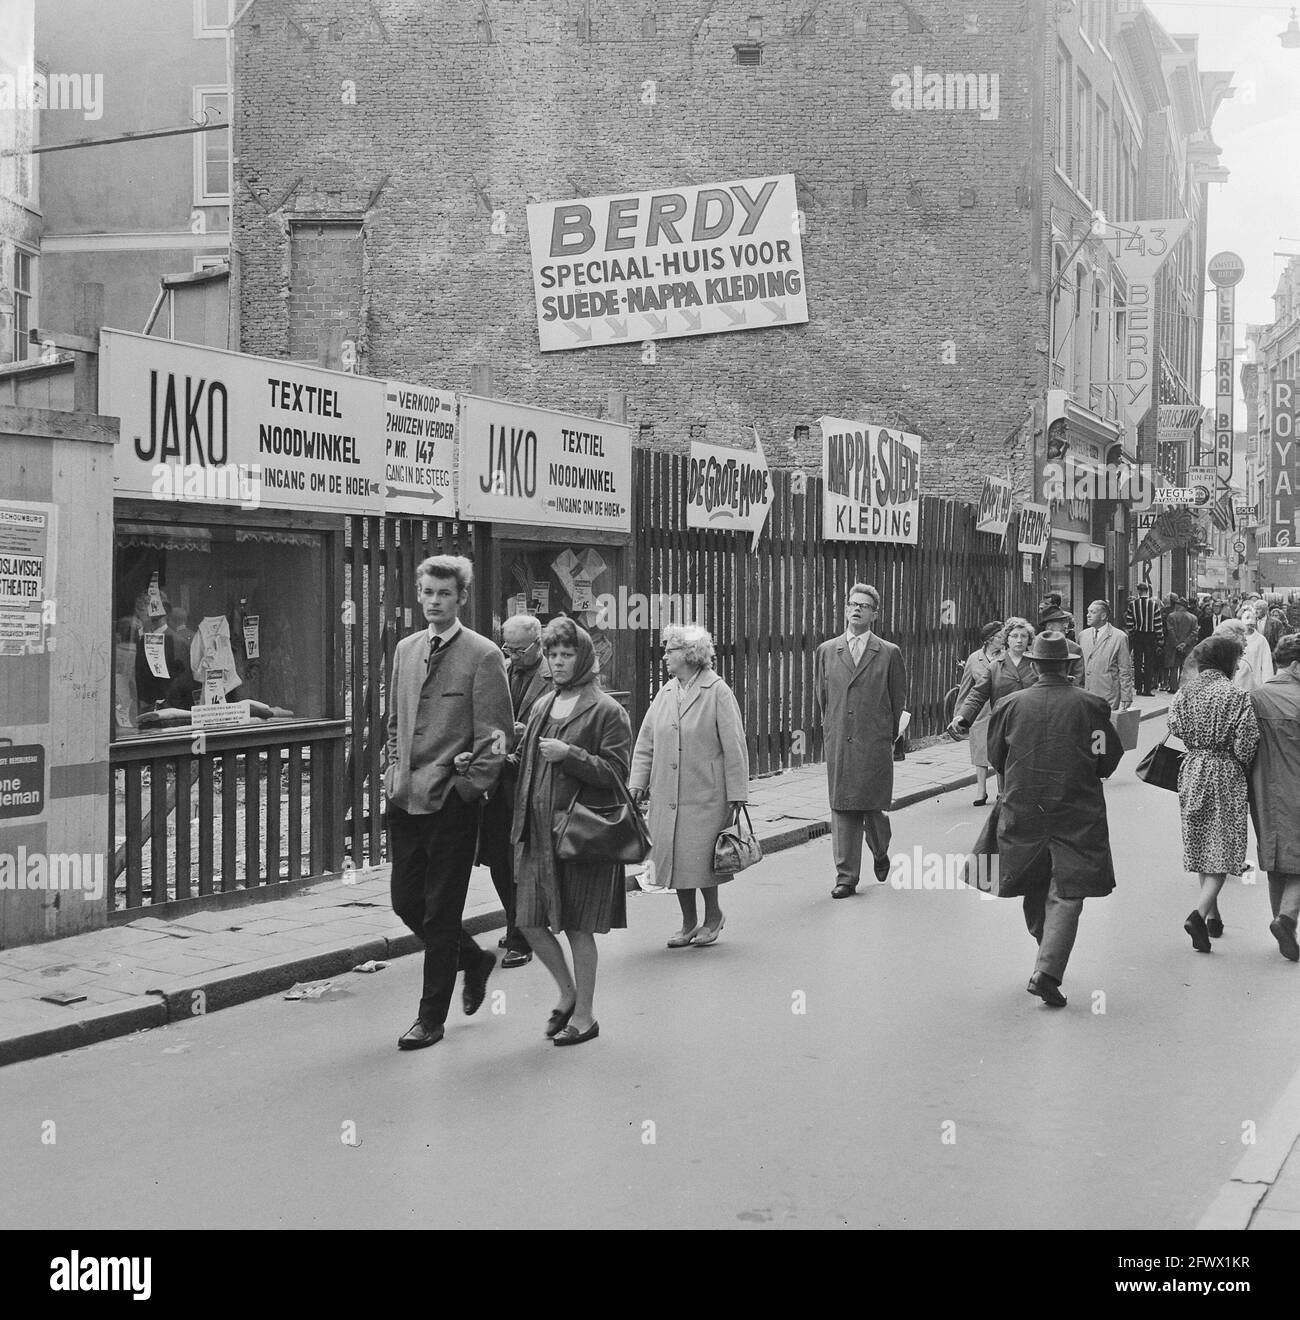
[481,786,529,955]
[388,795,483,1027]
[1131,634,1160,695]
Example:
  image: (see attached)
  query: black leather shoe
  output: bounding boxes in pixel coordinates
[831,882,857,899]
[545,1003,576,1038]
[501,949,532,969]
[874,855,891,883]
[462,949,495,1015]
[1184,910,1211,953]
[1206,915,1224,940]
[553,1020,599,1046]
[397,1021,444,1050]
[1026,972,1067,1007]
[1270,915,1300,962]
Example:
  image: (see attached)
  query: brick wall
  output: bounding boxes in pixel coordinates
[233,0,1044,499]
[287,221,364,367]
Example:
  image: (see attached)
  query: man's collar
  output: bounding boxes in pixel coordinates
[427,619,463,645]
[845,627,872,642]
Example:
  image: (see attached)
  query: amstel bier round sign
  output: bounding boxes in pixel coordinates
[1208,251,1245,287]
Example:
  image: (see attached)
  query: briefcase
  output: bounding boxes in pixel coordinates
[1111,708,1140,752]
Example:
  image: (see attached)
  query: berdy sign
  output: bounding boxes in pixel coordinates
[1017,503,1051,556]
[457,396,631,533]
[100,330,386,515]
[820,416,921,545]
[526,175,808,352]
[686,430,773,551]
[1097,220,1190,444]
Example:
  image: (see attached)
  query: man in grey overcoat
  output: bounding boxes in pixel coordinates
[814,583,907,899]
[986,631,1123,1007]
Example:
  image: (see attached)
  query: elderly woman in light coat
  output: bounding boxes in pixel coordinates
[629,623,749,948]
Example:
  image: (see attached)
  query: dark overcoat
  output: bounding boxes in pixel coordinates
[1249,670,1300,873]
[510,683,632,900]
[986,673,1123,899]
[814,631,907,811]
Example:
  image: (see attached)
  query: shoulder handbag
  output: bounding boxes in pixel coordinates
[554,774,652,864]
[713,804,763,875]
[1135,732,1183,792]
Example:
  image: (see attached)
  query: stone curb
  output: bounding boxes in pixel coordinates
[0,701,1169,1069]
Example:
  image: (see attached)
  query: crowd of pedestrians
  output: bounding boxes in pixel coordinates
[381,554,1300,1049]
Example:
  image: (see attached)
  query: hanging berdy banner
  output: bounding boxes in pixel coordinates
[975,476,1012,536]
[457,395,631,533]
[100,329,386,515]
[685,428,773,551]
[383,381,457,514]
[526,175,808,352]
[820,416,921,545]
[1017,503,1051,556]
[1096,220,1190,447]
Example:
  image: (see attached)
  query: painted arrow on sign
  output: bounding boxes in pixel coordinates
[644,314,668,337]
[720,305,748,325]
[680,309,702,331]
[605,317,629,339]
[761,300,788,322]
[566,322,593,342]
[386,486,443,506]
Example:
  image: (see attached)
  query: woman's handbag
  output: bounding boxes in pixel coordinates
[713,804,763,875]
[1135,732,1184,792]
[554,776,652,864]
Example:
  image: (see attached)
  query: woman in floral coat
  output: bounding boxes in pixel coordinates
[1167,635,1260,953]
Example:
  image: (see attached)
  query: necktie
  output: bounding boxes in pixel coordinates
[426,635,442,674]
[850,635,863,664]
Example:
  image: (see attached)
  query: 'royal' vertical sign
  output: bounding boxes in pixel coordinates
[1271,380,1298,547]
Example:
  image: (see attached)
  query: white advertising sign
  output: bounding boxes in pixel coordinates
[1017,503,1051,556]
[820,416,921,545]
[975,476,1013,536]
[383,381,456,514]
[1097,220,1190,443]
[527,175,808,352]
[685,431,773,550]
[456,396,632,532]
[100,329,386,515]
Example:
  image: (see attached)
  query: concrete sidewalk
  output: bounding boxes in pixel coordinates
[0,692,1172,1070]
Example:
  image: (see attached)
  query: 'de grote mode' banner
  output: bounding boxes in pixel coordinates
[685,432,773,551]
[100,330,386,515]
[820,416,921,545]
[526,175,809,352]
[456,396,632,533]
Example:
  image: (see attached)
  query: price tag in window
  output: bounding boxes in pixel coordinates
[203,673,227,705]
[143,632,170,679]
[243,614,260,660]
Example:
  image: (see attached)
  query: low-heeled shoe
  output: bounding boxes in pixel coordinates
[553,1020,599,1046]
[1026,973,1067,1007]
[831,882,856,899]
[398,1021,444,1050]
[462,949,495,1015]
[1184,910,1211,953]
[1270,915,1300,962]
[545,1004,576,1038]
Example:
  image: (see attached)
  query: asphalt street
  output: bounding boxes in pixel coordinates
[2,715,1297,1230]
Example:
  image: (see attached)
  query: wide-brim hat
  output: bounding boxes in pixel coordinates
[1026,631,1070,662]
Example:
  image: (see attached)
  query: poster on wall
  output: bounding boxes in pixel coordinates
[383,382,457,514]
[526,175,809,352]
[0,500,56,657]
[100,329,387,516]
[975,477,1012,536]
[820,416,921,545]
[1017,503,1051,556]
[456,396,632,533]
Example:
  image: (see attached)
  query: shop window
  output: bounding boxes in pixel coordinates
[496,538,629,699]
[113,522,329,737]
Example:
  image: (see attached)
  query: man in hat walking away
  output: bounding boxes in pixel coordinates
[986,631,1123,1007]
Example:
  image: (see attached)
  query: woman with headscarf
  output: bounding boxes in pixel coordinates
[1168,635,1260,952]
[948,617,1039,804]
[511,616,633,1046]
[629,622,750,948]
[951,621,1003,805]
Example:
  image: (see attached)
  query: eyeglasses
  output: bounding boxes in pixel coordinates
[664,645,685,653]
[501,643,533,656]
[848,601,879,611]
